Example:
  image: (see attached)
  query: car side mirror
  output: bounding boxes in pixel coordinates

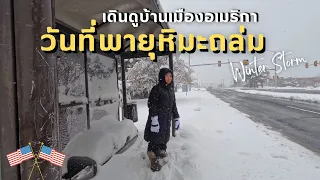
[62,156,97,180]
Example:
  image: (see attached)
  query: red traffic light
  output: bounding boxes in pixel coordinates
[305,63,308,68]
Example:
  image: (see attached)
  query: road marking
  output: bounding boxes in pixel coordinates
[286,106,320,115]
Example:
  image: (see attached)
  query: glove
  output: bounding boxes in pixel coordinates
[150,116,160,133]
[175,118,180,130]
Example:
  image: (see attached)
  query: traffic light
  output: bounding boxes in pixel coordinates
[243,59,249,65]
[314,61,318,67]
[305,63,308,68]
[218,61,221,67]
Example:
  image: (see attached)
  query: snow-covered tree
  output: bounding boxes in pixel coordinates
[278,77,299,87]
[57,52,115,95]
[126,56,194,99]
[117,57,141,78]
[87,53,115,81]
[256,69,270,87]
[126,57,166,99]
[312,82,320,88]
[243,68,270,88]
[173,58,195,85]
[57,56,83,95]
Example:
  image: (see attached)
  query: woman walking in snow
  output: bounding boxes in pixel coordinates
[144,68,180,171]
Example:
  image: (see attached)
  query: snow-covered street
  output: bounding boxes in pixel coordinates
[235,89,320,103]
[93,90,320,180]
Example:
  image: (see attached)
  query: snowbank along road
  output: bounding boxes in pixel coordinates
[210,88,320,155]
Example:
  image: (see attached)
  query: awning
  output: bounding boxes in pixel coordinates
[55,0,169,51]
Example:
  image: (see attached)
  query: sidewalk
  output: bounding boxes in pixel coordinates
[93,90,320,180]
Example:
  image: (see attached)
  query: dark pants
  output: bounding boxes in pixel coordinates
[148,141,167,157]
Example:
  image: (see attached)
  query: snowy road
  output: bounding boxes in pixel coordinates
[210,88,320,154]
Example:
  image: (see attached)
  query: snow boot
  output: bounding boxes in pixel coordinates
[147,151,162,172]
[158,150,169,166]
[158,150,168,159]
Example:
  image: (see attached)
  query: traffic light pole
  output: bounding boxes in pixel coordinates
[274,63,277,88]
[306,61,319,68]
[187,53,190,96]
[190,61,238,67]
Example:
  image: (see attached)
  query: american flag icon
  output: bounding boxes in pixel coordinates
[39,145,66,167]
[6,145,34,166]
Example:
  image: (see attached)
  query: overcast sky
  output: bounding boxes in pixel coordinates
[159,0,320,86]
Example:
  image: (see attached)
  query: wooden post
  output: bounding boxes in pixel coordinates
[121,57,127,118]
[13,0,58,179]
[84,52,90,129]
[0,0,20,179]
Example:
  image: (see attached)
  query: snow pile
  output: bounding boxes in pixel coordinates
[62,115,138,174]
[92,90,320,180]
[191,87,206,91]
[90,103,119,121]
[228,86,320,91]
[236,89,320,103]
[259,86,320,90]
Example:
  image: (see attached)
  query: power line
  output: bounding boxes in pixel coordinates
[190,61,238,67]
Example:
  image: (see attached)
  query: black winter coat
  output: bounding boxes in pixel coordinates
[144,68,179,144]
